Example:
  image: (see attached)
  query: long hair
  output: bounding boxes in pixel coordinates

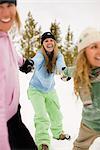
[41,41,58,73]
[74,49,91,96]
[15,9,21,30]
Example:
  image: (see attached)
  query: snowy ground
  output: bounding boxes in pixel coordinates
[19,72,100,150]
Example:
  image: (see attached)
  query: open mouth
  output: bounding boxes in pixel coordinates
[0,18,11,23]
[95,56,100,60]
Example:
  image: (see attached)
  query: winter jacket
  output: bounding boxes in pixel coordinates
[82,67,100,131]
[0,31,24,150]
[64,66,100,131]
[29,50,66,92]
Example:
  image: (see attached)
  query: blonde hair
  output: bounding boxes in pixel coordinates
[15,10,21,30]
[41,41,58,73]
[74,49,91,96]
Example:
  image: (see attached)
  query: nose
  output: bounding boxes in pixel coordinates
[2,7,10,17]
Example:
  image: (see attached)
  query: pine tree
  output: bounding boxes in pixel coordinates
[34,26,42,50]
[63,25,75,66]
[20,11,41,59]
[50,20,62,50]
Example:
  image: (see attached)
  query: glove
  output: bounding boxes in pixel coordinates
[61,67,71,81]
[19,59,34,74]
[61,76,71,81]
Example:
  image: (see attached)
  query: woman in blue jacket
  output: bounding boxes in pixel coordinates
[27,32,71,150]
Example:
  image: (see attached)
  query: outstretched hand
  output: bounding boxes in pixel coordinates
[61,67,71,81]
[61,76,71,81]
[19,59,34,74]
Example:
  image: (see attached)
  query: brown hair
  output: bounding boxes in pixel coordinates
[41,41,58,73]
[74,49,91,96]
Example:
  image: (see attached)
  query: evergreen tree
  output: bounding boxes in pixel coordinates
[50,20,62,50]
[20,11,41,59]
[63,25,75,66]
[33,26,42,50]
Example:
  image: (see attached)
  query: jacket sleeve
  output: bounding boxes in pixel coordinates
[0,47,10,150]
[79,87,92,105]
[16,51,24,67]
[56,52,66,73]
[62,66,75,77]
[32,50,44,68]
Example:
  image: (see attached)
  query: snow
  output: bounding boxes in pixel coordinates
[19,72,100,150]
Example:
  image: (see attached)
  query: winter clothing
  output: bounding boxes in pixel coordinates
[64,66,100,131]
[41,32,55,44]
[29,50,66,92]
[19,59,34,74]
[82,67,100,131]
[7,104,38,150]
[72,27,100,150]
[78,27,100,51]
[41,144,48,150]
[0,0,17,5]
[27,50,67,149]
[28,87,63,149]
[73,123,100,150]
[0,31,37,150]
[0,31,23,150]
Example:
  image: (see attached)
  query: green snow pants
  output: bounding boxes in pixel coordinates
[27,86,63,150]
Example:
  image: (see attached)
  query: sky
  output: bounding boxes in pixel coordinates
[17,0,100,42]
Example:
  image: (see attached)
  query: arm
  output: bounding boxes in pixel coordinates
[19,50,44,73]
[79,87,92,106]
[16,51,24,67]
[62,66,75,77]
[56,52,66,73]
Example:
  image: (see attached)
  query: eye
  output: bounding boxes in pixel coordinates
[91,45,97,49]
[89,44,98,49]
[8,3,14,7]
[45,39,49,43]
[50,39,53,42]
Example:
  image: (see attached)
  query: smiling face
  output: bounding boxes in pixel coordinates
[85,42,100,67]
[43,38,55,53]
[0,3,16,32]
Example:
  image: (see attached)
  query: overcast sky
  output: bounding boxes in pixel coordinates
[17,0,100,42]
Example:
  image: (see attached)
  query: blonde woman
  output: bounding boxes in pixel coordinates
[63,27,100,150]
[72,27,100,150]
[0,0,37,149]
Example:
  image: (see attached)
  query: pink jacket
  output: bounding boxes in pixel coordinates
[0,31,24,150]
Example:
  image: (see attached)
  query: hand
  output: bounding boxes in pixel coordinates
[61,67,71,81]
[19,59,34,74]
[61,76,71,81]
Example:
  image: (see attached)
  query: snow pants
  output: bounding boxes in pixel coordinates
[7,104,38,150]
[73,122,100,150]
[27,87,63,150]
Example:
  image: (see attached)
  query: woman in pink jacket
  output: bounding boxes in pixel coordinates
[0,0,37,149]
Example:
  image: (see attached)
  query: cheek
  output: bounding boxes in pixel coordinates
[11,8,16,19]
[85,50,94,63]
[43,43,47,49]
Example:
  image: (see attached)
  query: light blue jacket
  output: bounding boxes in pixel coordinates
[29,50,66,92]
